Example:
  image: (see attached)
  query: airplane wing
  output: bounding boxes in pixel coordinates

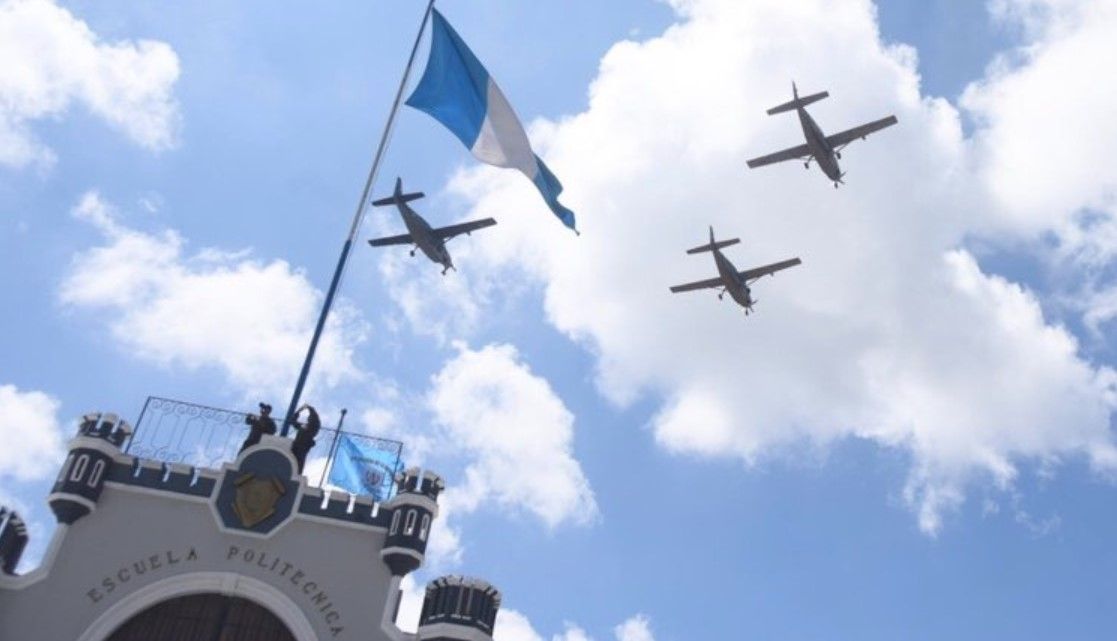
[824,115,898,149]
[669,276,725,294]
[739,258,802,282]
[746,143,813,168]
[433,218,497,241]
[368,233,414,247]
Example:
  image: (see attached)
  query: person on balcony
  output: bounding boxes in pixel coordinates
[291,405,321,473]
[239,403,277,453]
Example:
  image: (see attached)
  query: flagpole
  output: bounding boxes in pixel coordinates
[283,0,437,435]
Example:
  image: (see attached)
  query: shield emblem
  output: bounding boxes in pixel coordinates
[233,473,286,528]
[364,468,384,487]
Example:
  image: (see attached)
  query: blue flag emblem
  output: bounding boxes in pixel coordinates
[407,9,576,231]
[327,434,403,502]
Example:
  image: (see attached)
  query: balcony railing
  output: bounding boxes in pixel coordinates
[125,396,404,499]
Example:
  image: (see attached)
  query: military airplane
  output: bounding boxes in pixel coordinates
[746,82,898,187]
[368,178,497,275]
[670,227,801,315]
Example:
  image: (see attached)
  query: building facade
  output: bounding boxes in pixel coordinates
[0,412,502,641]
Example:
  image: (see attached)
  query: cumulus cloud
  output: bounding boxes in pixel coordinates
[395,575,650,641]
[0,384,66,481]
[427,343,597,529]
[387,0,1117,533]
[613,616,655,641]
[0,0,180,168]
[378,248,487,344]
[59,191,367,399]
[965,0,1117,232]
[408,342,596,564]
[964,0,1117,343]
[494,610,546,641]
[552,624,593,641]
[493,610,654,641]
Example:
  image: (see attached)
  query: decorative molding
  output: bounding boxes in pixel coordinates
[101,481,214,504]
[66,437,128,462]
[418,622,495,641]
[383,493,439,516]
[47,493,97,512]
[77,571,318,641]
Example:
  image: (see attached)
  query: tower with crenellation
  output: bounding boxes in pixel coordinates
[0,402,504,641]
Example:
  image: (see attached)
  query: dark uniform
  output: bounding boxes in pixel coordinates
[291,405,321,473]
[239,403,277,453]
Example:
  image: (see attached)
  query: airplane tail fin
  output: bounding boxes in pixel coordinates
[687,226,741,254]
[767,82,829,115]
[372,177,425,207]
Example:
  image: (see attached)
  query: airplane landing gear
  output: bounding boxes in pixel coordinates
[804,161,810,169]
[836,151,842,159]
[409,249,416,257]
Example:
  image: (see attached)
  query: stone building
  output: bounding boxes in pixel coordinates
[0,411,502,641]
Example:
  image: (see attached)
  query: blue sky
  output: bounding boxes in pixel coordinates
[2,1,1117,640]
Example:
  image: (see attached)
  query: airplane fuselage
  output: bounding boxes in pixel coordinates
[712,248,752,309]
[399,203,454,271]
[796,107,843,182]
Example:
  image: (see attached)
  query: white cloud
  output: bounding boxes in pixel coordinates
[552,624,592,641]
[613,615,655,641]
[0,384,66,481]
[493,612,654,641]
[59,191,367,399]
[412,342,597,565]
[0,0,180,168]
[427,343,597,530]
[378,248,486,344]
[494,610,546,641]
[394,0,1117,533]
[965,0,1117,232]
[964,0,1117,348]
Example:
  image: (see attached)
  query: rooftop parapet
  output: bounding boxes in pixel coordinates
[396,467,445,501]
[418,575,502,638]
[77,412,132,448]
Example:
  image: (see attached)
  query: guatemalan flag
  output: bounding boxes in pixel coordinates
[406,9,577,231]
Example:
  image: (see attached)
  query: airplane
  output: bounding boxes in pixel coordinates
[669,227,801,315]
[746,82,898,187]
[368,178,497,275]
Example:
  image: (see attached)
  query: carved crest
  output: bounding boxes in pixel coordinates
[233,473,286,528]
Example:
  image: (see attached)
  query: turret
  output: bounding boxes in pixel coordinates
[48,412,131,524]
[380,467,444,576]
[418,576,502,641]
[0,507,28,575]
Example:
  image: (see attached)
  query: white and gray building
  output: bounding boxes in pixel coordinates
[0,411,502,641]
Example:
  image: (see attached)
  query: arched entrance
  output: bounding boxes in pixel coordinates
[105,593,296,641]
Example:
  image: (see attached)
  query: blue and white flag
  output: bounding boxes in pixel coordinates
[327,434,402,502]
[406,9,577,231]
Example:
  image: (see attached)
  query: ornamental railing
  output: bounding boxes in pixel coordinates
[125,396,403,498]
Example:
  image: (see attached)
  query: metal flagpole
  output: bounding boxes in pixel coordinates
[283,0,437,435]
[318,408,347,488]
